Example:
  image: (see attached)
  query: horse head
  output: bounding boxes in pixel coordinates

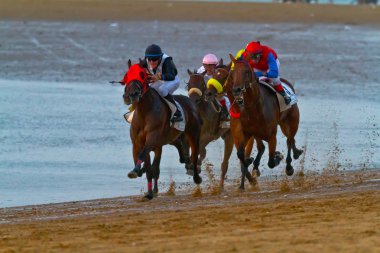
[186,69,206,104]
[228,54,254,107]
[122,60,149,105]
[204,58,231,102]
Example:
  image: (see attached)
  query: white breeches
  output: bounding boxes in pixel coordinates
[150,76,180,97]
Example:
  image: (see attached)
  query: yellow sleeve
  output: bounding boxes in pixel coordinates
[232,49,245,69]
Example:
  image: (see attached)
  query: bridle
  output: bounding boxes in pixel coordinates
[187,73,206,100]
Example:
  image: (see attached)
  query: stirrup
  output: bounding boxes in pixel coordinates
[171,111,183,122]
[284,96,291,105]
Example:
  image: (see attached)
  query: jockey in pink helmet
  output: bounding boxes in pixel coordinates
[236,41,291,105]
[197,53,230,123]
[197,53,219,83]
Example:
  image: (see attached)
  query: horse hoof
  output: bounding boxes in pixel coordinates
[239,186,245,191]
[275,151,284,161]
[128,171,138,179]
[286,165,294,176]
[197,165,202,174]
[252,168,261,177]
[248,177,258,186]
[153,188,158,194]
[145,190,154,200]
[293,149,303,160]
[268,160,275,169]
[193,175,202,185]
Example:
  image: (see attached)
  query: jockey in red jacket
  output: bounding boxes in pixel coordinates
[236,41,291,105]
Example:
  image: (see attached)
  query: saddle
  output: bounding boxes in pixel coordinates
[258,78,297,112]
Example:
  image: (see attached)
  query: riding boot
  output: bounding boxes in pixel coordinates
[220,105,230,122]
[279,90,291,105]
[164,94,183,122]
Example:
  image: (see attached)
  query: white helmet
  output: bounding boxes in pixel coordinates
[202,53,218,65]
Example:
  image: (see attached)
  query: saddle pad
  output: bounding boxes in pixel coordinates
[258,80,298,112]
[162,98,186,132]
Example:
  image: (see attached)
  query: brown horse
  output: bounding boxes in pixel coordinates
[204,62,262,187]
[122,60,202,199]
[186,68,257,188]
[224,54,303,189]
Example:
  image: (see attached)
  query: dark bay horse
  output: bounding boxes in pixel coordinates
[187,69,241,188]
[224,54,303,189]
[122,61,202,199]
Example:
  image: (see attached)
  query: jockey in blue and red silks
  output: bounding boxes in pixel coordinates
[236,41,291,105]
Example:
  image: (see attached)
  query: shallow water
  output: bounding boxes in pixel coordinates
[0,20,379,207]
[0,79,379,207]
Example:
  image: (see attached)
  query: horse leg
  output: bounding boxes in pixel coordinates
[172,135,188,164]
[152,147,162,195]
[128,144,146,178]
[145,156,154,200]
[244,136,255,165]
[232,125,252,189]
[199,146,206,169]
[237,145,248,190]
[172,135,193,175]
[185,130,202,185]
[268,135,282,169]
[292,141,303,160]
[220,131,234,189]
[252,139,265,177]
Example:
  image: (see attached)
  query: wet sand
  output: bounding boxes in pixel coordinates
[0,0,380,25]
[1,169,380,252]
[1,1,380,252]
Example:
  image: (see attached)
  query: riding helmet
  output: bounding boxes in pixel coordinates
[145,44,163,59]
[202,53,218,65]
[245,41,262,54]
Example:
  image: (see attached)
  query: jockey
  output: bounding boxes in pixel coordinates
[198,53,230,122]
[236,41,291,105]
[143,44,183,122]
[197,53,218,83]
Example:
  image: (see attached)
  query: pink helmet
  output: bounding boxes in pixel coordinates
[202,53,218,65]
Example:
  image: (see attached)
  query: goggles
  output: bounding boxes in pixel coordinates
[250,53,261,60]
[147,56,160,62]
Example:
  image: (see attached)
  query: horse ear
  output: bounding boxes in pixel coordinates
[226,61,232,71]
[187,69,192,75]
[127,59,132,69]
[229,53,236,63]
[257,41,261,44]
[138,58,144,66]
[218,58,223,66]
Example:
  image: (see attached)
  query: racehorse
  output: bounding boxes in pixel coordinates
[227,54,303,189]
[122,60,202,199]
[205,56,302,190]
[186,68,256,188]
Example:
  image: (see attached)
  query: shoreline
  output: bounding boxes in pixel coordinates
[0,0,379,25]
[0,169,379,252]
